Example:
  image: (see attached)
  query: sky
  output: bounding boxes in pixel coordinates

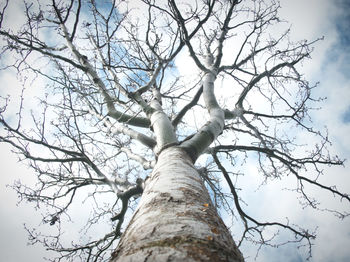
[0,0,350,261]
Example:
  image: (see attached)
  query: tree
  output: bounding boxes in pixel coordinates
[0,0,348,261]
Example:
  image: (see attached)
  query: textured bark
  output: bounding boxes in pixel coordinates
[111,147,243,262]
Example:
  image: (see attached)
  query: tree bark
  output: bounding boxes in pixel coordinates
[111,147,243,262]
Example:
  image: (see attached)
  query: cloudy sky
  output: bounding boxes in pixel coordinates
[0,0,350,261]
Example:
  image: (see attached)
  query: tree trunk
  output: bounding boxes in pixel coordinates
[111,147,243,262]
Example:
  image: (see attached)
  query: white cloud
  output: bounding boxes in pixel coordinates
[239,0,350,261]
[0,144,56,261]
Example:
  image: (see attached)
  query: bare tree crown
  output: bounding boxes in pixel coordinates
[0,0,347,261]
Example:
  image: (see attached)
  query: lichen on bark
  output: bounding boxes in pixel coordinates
[111,147,243,262]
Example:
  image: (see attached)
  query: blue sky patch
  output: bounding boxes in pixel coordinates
[342,106,350,123]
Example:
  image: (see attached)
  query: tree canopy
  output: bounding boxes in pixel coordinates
[0,0,348,261]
